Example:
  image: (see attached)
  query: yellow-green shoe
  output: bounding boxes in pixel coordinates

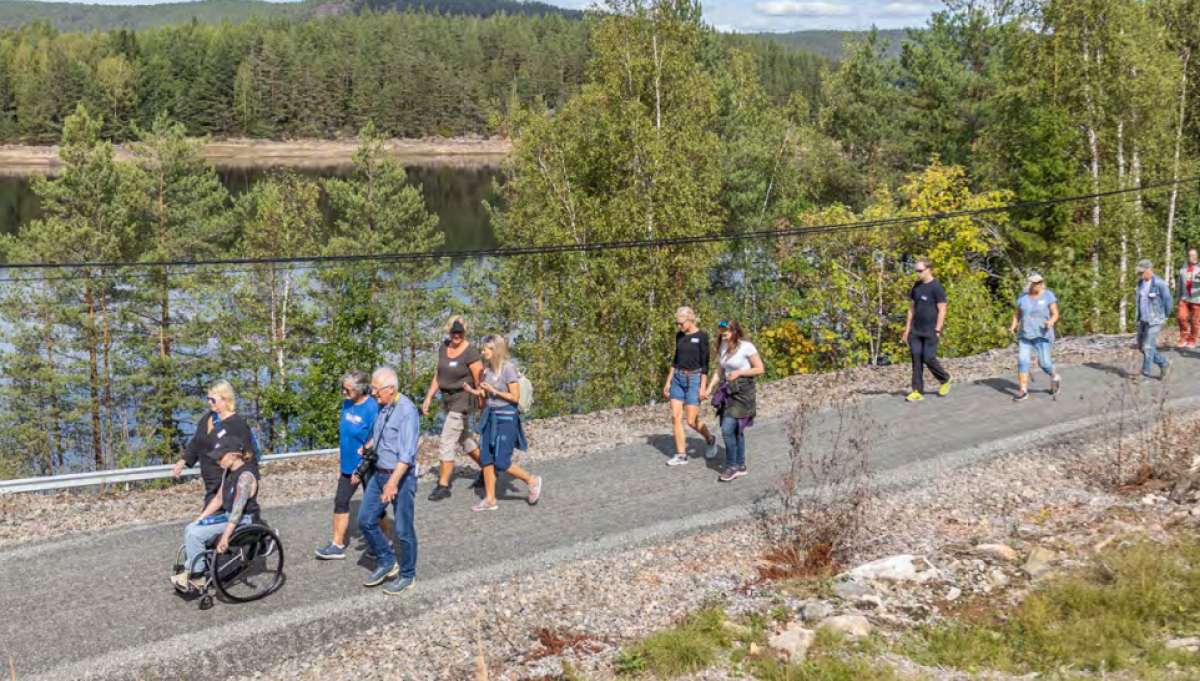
[906,391,924,402]
[938,378,953,397]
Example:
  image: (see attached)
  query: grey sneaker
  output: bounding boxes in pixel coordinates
[314,542,346,560]
[363,563,399,587]
[1013,390,1029,402]
[1132,373,1148,384]
[383,576,415,596]
[705,437,719,459]
[666,454,689,466]
[1161,359,1173,381]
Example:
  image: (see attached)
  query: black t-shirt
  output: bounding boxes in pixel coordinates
[673,330,710,375]
[910,279,948,337]
[183,412,260,506]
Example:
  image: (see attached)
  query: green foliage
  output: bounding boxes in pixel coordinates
[616,606,730,678]
[902,538,1200,674]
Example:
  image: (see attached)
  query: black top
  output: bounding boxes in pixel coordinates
[183,412,260,506]
[437,341,483,414]
[220,465,261,521]
[673,330,710,375]
[910,279,948,338]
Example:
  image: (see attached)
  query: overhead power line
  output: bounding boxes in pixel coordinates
[0,175,1195,278]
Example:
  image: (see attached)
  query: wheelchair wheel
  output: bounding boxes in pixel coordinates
[211,524,285,603]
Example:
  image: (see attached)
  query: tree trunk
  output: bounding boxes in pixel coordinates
[1167,46,1192,280]
[1118,121,1127,333]
[85,278,102,470]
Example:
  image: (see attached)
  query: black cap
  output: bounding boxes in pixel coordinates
[206,435,247,461]
[449,320,466,334]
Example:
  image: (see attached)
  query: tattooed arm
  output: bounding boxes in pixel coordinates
[217,471,257,554]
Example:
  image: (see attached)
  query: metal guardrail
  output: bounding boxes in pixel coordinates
[0,448,338,494]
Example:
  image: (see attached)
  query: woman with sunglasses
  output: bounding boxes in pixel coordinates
[421,315,486,502]
[702,320,764,482]
[663,306,718,467]
[315,371,381,560]
[172,380,261,508]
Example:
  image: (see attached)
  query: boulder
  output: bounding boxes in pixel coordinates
[945,586,962,602]
[847,555,939,584]
[768,627,815,663]
[798,600,834,622]
[974,544,1019,563]
[817,615,872,640]
[1022,546,1058,580]
[831,580,877,599]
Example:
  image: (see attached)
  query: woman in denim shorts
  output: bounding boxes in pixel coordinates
[662,306,718,467]
[466,334,543,512]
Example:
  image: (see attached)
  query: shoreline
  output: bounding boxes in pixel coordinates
[0,136,512,174]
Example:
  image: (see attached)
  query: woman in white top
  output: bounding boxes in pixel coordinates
[703,320,764,482]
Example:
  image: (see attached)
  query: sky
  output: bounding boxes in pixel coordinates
[550,0,945,32]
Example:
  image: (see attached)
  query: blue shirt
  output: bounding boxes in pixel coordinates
[339,397,379,475]
[1017,289,1057,342]
[371,394,420,471]
[1138,278,1154,324]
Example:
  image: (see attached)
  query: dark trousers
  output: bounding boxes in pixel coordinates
[909,335,950,394]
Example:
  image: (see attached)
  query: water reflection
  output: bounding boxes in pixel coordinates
[0,164,503,254]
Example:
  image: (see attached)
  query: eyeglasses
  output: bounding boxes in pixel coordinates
[369,385,395,395]
[915,267,927,274]
[341,386,354,395]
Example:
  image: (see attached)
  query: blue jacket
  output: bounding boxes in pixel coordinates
[474,406,528,453]
[1136,274,1173,325]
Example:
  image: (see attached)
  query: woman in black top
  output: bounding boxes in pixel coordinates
[421,315,486,502]
[662,307,718,467]
[172,380,260,508]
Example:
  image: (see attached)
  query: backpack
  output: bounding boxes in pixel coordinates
[516,366,534,415]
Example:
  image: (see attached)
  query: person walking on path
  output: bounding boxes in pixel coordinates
[355,367,420,596]
[902,258,952,402]
[465,334,542,512]
[1178,247,1200,349]
[663,306,719,466]
[315,371,382,560]
[1009,273,1061,402]
[702,320,764,482]
[172,380,260,507]
[1135,260,1174,384]
[422,316,485,502]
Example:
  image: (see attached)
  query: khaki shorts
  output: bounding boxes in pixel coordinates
[439,411,478,462]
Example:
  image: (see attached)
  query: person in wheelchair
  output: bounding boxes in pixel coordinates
[171,435,260,591]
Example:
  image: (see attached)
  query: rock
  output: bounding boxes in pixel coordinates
[945,587,962,602]
[858,594,885,612]
[749,643,761,656]
[974,544,1019,563]
[817,615,872,640]
[768,627,815,663]
[847,555,939,584]
[831,580,877,599]
[1166,637,1200,652]
[989,570,1010,588]
[1023,546,1058,580]
[798,601,834,622]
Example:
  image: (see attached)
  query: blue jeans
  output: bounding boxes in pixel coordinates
[184,516,251,574]
[358,470,417,579]
[669,371,702,405]
[720,417,746,468]
[1138,322,1169,376]
[1017,338,1055,375]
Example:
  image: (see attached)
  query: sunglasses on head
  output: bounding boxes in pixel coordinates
[718,321,729,329]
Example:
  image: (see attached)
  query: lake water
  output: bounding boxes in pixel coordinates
[0,164,504,253]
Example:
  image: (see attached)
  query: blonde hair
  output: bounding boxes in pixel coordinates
[675,306,697,324]
[480,334,511,374]
[444,315,470,335]
[209,380,236,411]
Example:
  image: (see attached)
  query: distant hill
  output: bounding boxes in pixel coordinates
[0,0,580,31]
[755,29,909,60]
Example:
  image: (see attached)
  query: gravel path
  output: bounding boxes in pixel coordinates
[0,345,1188,680]
[0,334,1141,549]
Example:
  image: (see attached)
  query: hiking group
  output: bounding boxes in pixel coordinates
[169,251,1194,597]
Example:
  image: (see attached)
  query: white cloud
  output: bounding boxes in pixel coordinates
[876,1,942,17]
[754,2,853,17]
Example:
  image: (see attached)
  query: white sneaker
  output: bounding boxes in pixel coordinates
[705,437,719,459]
[666,454,689,466]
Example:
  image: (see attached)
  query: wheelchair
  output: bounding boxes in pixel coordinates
[172,519,285,610]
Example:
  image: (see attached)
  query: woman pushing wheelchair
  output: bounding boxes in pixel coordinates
[171,435,260,591]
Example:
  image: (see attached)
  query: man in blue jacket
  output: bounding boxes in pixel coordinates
[1135,259,1174,384]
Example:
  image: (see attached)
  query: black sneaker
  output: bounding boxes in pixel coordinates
[427,485,452,502]
[471,474,485,490]
[1013,390,1029,402]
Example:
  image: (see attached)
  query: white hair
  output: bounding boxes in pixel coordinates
[675,306,697,324]
[372,367,398,389]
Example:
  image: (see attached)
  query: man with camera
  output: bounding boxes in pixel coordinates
[353,367,420,595]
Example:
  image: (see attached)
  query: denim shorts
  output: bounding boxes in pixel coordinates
[479,409,519,471]
[669,371,702,405]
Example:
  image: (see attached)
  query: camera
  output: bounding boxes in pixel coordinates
[354,445,378,483]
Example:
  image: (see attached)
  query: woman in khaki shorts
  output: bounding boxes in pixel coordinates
[422,315,485,502]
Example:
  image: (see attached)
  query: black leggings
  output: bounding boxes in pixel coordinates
[334,473,389,520]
